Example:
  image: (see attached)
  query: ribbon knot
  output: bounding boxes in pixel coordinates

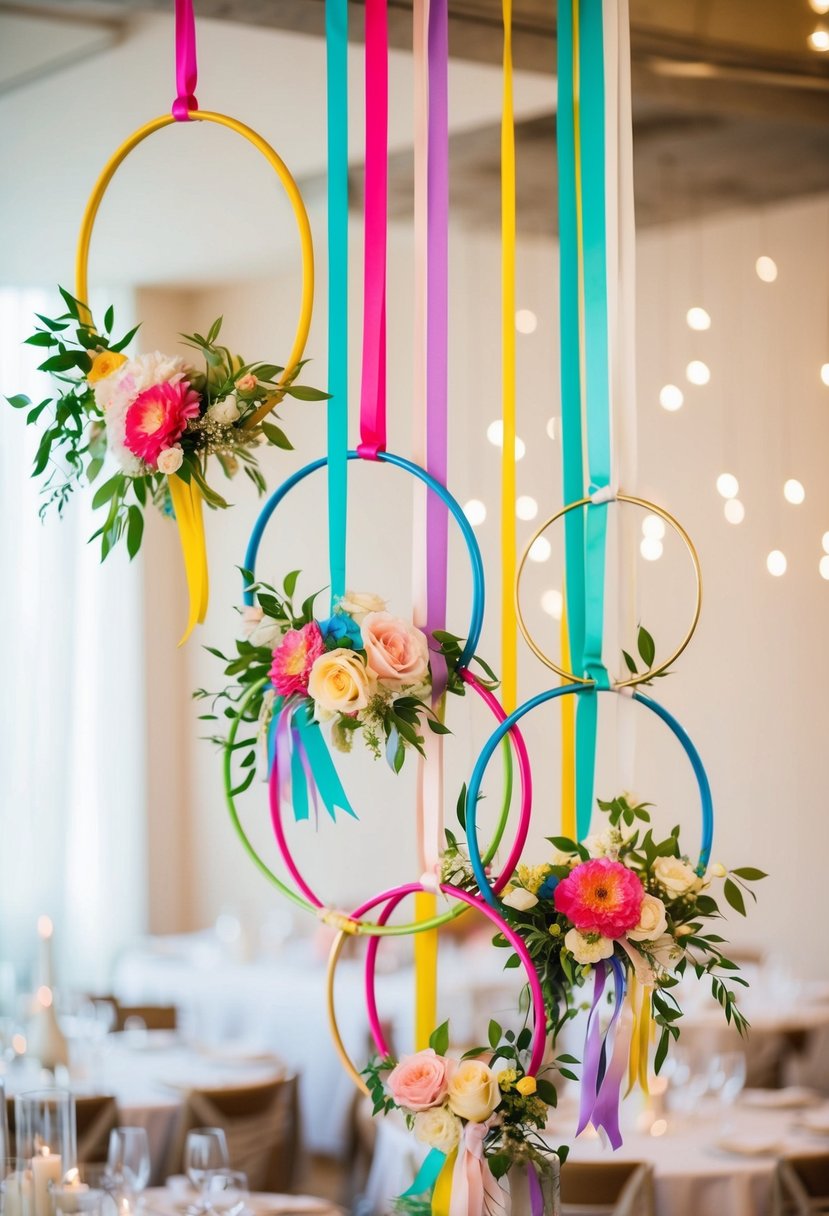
[172,93,198,121]
[590,483,616,505]
[317,907,359,935]
[172,0,199,122]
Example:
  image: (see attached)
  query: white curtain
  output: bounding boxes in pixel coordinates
[0,286,147,993]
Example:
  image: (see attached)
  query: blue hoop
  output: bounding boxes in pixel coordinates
[242,450,485,670]
[465,684,715,909]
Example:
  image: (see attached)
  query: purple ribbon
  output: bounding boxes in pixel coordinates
[527,1162,544,1216]
[426,0,449,696]
[576,955,627,1149]
[172,0,199,120]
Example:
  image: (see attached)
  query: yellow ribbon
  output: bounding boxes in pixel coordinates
[560,597,576,837]
[167,474,209,646]
[501,0,517,717]
[626,972,652,1096]
[431,1148,457,1216]
[414,891,439,1052]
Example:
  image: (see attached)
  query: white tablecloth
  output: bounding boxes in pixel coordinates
[140,1185,341,1216]
[364,1096,829,1216]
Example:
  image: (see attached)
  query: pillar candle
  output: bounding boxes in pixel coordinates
[32,1154,61,1216]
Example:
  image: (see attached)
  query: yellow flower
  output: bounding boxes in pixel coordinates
[548,924,561,938]
[498,1069,518,1091]
[516,863,552,894]
[515,1076,537,1096]
[87,350,127,383]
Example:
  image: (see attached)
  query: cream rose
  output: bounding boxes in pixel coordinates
[446,1059,500,1123]
[413,1107,462,1153]
[645,932,685,972]
[157,445,184,474]
[627,893,668,942]
[652,856,701,896]
[564,928,615,966]
[208,397,241,425]
[338,591,387,621]
[361,612,430,690]
[308,648,376,719]
[501,887,539,912]
[240,606,283,649]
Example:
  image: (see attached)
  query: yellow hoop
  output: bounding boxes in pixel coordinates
[514,494,703,688]
[74,110,315,428]
[326,929,370,1095]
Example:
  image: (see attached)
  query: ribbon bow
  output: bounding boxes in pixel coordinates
[449,1121,508,1216]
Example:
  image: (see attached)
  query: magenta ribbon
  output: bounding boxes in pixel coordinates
[357,0,388,460]
[425,0,449,695]
[172,0,198,120]
[576,955,627,1149]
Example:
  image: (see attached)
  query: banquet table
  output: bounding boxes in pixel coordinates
[139,1184,342,1216]
[363,1094,829,1216]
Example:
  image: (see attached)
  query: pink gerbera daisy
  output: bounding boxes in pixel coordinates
[124,379,201,466]
[270,622,325,697]
[554,857,644,939]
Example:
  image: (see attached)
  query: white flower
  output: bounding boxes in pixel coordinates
[501,887,539,912]
[337,591,387,622]
[627,893,668,942]
[709,862,727,879]
[652,856,701,896]
[564,928,615,965]
[157,445,184,474]
[127,350,188,392]
[645,932,685,972]
[208,396,241,425]
[583,830,615,858]
[241,606,283,649]
[413,1107,462,1154]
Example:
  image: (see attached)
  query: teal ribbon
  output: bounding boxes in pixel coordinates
[401,1148,446,1198]
[268,696,357,823]
[326,0,349,608]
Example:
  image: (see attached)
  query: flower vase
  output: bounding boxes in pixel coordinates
[506,1151,560,1216]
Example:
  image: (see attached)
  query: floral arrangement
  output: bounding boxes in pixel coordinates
[6,289,327,558]
[364,1020,569,1211]
[197,574,498,812]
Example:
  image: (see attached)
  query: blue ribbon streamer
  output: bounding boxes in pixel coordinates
[267,697,357,824]
[326,0,349,609]
[401,1148,447,1198]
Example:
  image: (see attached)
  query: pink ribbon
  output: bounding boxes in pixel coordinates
[172,0,199,120]
[450,1121,507,1216]
[358,0,388,459]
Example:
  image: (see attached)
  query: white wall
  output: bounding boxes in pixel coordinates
[138,191,829,977]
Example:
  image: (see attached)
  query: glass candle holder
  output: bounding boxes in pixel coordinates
[507,1150,561,1216]
[13,1093,76,1216]
[2,1159,34,1216]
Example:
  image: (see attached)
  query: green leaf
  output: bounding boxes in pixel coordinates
[283,384,331,401]
[503,953,521,969]
[621,649,638,675]
[86,457,104,484]
[110,324,140,353]
[638,625,656,667]
[6,394,31,409]
[261,420,294,451]
[283,569,301,599]
[456,783,467,830]
[427,718,451,735]
[654,1026,671,1074]
[92,474,122,510]
[126,505,144,559]
[536,1078,558,1106]
[488,1020,502,1050]
[58,286,82,318]
[723,878,746,916]
[104,305,114,333]
[25,331,58,347]
[731,867,767,882]
[428,1020,450,1056]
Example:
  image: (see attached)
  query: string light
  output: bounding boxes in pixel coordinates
[529,536,552,563]
[515,309,538,334]
[516,495,538,521]
[686,360,711,386]
[541,589,563,619]
[809,0,829,14]
[686,307,711,331]
[820,363,829,387]
[463,499,486,527]
[724,499,745,525]
[820,556,829,580]
[783,478,806,505]
[546,417,558,440]
[642,515,666,540]
[822,531,829,553]
[640,537,663,561]
[486,420,525,459]
[807,26,829,50]
[767,550,787,577]
[659,384,684,411]
[756,256,778,282]
[716,473,739,499]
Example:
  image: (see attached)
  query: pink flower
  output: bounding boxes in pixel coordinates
[554,857,644,939]
[361,612,430,690]
[235,373,258,393]
[124,379,201,466]
[269,622,325,697]
[387,1049,455,1112]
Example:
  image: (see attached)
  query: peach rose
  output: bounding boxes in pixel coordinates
[307,648,376,719]
[361,612,430,690]
[446,1059,500,1123]
[387,1049,454,1112]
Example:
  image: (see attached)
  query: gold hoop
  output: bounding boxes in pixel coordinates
[326,930,370,1095]
[75,111,314,429]
[514,494,702,688]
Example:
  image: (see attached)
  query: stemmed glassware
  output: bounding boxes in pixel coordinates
[183,1130,229,1214]
[105,1128,151,1195]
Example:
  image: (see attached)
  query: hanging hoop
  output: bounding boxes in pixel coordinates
[464,683,715,910]
[514,494,702,687]
[75,111,314,428]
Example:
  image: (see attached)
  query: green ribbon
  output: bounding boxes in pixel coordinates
[401,1148,447,1199]
[326,0,349,608]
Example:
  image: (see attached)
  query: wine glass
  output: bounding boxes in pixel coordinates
[106,1128,151,1194]
[710,1051,747,1106]
[183,1130,229,1213]
[205,1171,248,1216]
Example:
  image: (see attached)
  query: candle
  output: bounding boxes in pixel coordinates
[32,1151,61,1216]
[4,1173,27,1216]
[37,917,54,989]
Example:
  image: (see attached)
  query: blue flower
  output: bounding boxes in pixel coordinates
[318,612,364,651]
[538,874,559,900]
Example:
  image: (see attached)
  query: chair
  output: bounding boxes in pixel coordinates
[775,1154,829,1215]
[75,1096,119,1164]
[115,1003,178,1032]
[559,1160,655,1216]
[167,1077,301,1193]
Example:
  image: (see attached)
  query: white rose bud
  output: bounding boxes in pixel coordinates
[157,445,184,474]
[501,887,539,912]
[208,396,241,425]
[652,856,701,896]
[413,1107,462,1154]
